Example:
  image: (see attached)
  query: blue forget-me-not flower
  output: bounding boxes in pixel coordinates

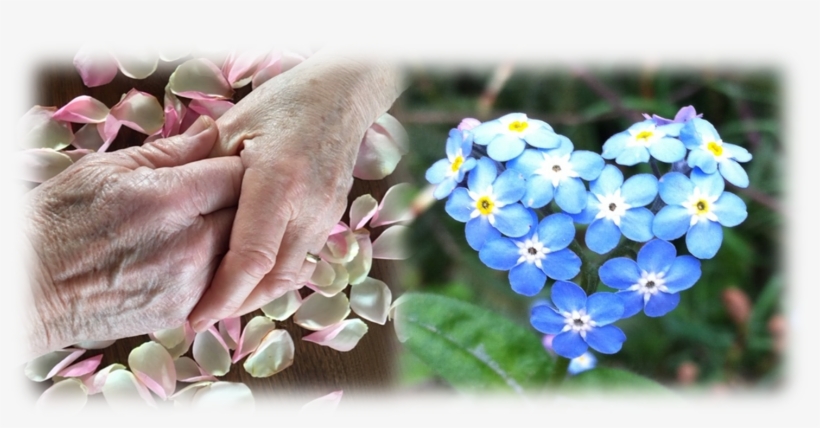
[471,113,565,162]
[426,128,478,199]
[602,119,686,166]
[679,118,753,188]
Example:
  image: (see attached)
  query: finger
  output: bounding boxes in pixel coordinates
[159,156,244,217]
[188,167,290,332]
[228,231,327,318]
[113,116,219,169]
[185,207,238,305]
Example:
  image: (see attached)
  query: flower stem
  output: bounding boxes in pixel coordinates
[649,158,662,179]
[550,356,571,387]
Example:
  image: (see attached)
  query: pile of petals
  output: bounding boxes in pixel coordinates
[22,46,415,410]
[426,107,751,360]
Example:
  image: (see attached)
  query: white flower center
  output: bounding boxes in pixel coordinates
[468,185,505,225]
[682,187,719,226]
[628,270,669,305]
[561,309,596,339]
[627,125,664,148]
[534,153,578,187]
[594,189,631,226]
[515,235,550,268]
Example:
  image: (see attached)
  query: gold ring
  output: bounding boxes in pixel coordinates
[306,252,321,264]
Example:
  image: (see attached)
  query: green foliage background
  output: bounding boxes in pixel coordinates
[389,65,782,392]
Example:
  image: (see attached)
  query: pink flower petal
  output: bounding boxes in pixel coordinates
[128,341,176,400]
[350,277,392,325]
[302,319,368,352]
[162,89,186,138]
[222,49,269,88]
[52,96,110,123]
[109,89,164,135]
[150,325,186,350]
[73,45,117,88]
[57,354,103,378]
[74,340,116,350]
[349,194,379,231]
[190,382,254,410]
[19,106,74,150]
[345,232,373,285]
[353,113,409,180]
[232,316,276,363]
[371,183,416,227]
[174,357,217,383]
[15,148,73,183]
[458,118,482,131]
[293,292,351,331]
[96,114,122,152]
[309,259,336,287]
[218,317,242,350]
[158,47,190,62]
[36,378,88,413]
[371,225,410,260]
[193,327,232,377]
[165,322,196,359]
[113,49,159,80]
[320,222,359,264]
[82,363,125,395]
[169,58,234,100]
[261,289,303,321]
[70,123,105,151]
[102,369,156,409]
[178,107,201,134]
[25,348,85,382]
[306,262,349,298]
[301,390,343,413]
[243,330,295,378]
[188,98,234,120]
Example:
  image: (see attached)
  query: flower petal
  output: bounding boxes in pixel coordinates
[151,325,186,350]
[53,96,110,123]
[345,233,373,285]
[663,256,702,293]
[551,281,587,313]
[102,370,156,409]
[261,289,303,320]
[350,194,379,231]
[465,216,501,251]
[615,146,650,166]
[222,49,268,88]
[644,292,681,317]
[321,223,359,264]
[308,262,349,297]
[71,123,105,151]
[521,174,555,208]
[371,183,415,227]
[303,320,368,352]
[19,106,74,150]
[57,354,103,378]
[540,248,581,281]
[82,363,125,395]
[293,292,351,331]
[301,390,344,413]
[109,89,164,135]
[714,192,748,227]
[169,58,234,100]
[350,277,392,324]
[591,164,624,196]
[686,219,723,259]
[165,322,196,359]
[621,174,658,207]
[618,290,645,318]
[506,149,543,177]
[233,315,277,363]
[585,218,621,254]
[218,317,242,350]
[128,341,176,400]
[445,187,475,222]
[648,137,686,163]
[73,45,117,87]
[585,293,624,325]
[653,205,691,241]
[487,134,526,161]
[15,149,73,183]
[74,340,116,350]
[188,98,234,120]
[690,168,724,197]
[719,160,750,188]
[601,132,629,160]
[536,213,575,251]
[174,357,216,383]
[36,378,87,413]
[113,49,159,79]
[552,332,588,359]
[585,325,626,354]
[554,177,587,214]
[372,225,410,260]
[193,327,231,376]
[619,208,654,243]
[190,382,254,410]
[491,169,528,205]
[569,151,605,180]
[353,115,408,180]
[687,148,718,173]
[509,262,547,296]
[637,239,676,274]
[478,237,520,270]
[599,258,640,290]
[243,330,295,378]
[25,348,85,382]
[658,172,694,205]
[493,203,535,238]
[530,305,567,334]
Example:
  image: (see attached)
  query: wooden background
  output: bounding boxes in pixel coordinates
[30,59,404,404]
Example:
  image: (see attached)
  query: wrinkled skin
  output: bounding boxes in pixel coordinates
[188,51,405,331]
[24,117,243,358]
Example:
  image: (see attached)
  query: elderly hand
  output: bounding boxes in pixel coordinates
[23,117,243,358]
[188,51,405,332]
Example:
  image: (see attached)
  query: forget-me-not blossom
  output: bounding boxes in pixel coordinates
[602,119,686,166]
[426,128,477,199]
[471,113,564,162]
[679,118,753,188]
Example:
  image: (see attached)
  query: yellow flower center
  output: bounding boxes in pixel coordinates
[476,196,494,215]
[707,141,724,157]
[451,155,464,173]
[508,120,529,133]
[635,130,654,141]
[694,199,709,214]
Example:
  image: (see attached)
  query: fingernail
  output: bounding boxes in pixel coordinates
[183,116,211,137]
[192,318,215,333]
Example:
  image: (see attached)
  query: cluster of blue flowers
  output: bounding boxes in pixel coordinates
[426,107,751,360]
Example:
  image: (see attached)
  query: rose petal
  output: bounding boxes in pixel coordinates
[36,378,88,413]
[19,106,74,150]
[302,319,368,352]
[162,89,186,138]
[192,327,231,376]
[371,225,410,260]
[389,295,409,343]
[353,114,409,180]
[306,262,349,297]
[102,369,156,409]
[25,348,85,382]
[345,232,373,285]
[261,289,303,321]
[113,48,159,79]
[83,363,125,395]
[233,316,277,363]
[350,277,392,325]
[300,390,343,413]
[16,148,73,183]
[370,183,416,227]
[73,45,117,87]
[188,98,235,120]
[109,89,164,135]
[52,96,110,124]
[165,322,196,359]
[222,49,269,88]
[350,194,379,231]
[69,123,105,151]
[190,382,254,411]
[74,340,116,350]
[158,47,190,62]
[174,357,217,383]
[309,259,336,287]
[218,317,242,350]
[293,292,351,331]
[169,58,234,100]
[169,381,212,407]
[243,330,295,378]
[128,341,176,400]
[320,223,359,264]
[96,114,122,152]
[57,354,103,378]
[150,325,186,350]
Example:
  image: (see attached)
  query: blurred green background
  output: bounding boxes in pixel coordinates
[389,64,783,393]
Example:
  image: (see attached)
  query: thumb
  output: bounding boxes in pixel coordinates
[120,116,220,169]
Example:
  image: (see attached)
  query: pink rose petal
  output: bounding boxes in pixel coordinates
[218,317,241,350]
[350,277,392,325]
[52,96,110,124]
[353,113,409,180]
[302,320,368,352]
[193,327,232,377]
[188,98,234,120]
[83,363,125,395]
[232,316,277,363]
[162,89,186,138]
[222,49,268,88]
[371,183,416,227]
[113,49,159,80]
[15,148,73,183]
[102,369,156,409]
[174,357,217,383]
[71,123,105,151]
[169,58,234,100]
[73,45,117,88]
[261,289,303,321]
[25,348,86,382]
[301,390,343,413]
[293,292,351,331]
[458,118,481,131]
[243,330,295,378]
[36,378,88,413]
[96,114,122,152]
[349,194,379,231]
[345,232,373,285]
[19,106,74,150]
[372,225,410,260]
[109,89,164,135]
[320,222,359,264]
[57,354,103,378]
[128,341,176,400]
[306,262,349,298]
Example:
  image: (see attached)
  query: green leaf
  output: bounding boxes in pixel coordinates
[564,367,673,394]
[393,292,554,393]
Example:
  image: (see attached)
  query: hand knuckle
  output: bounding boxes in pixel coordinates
[235,247,277,279]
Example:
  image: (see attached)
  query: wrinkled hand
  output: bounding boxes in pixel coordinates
[188,51,404,331]
[24,117,243,358]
